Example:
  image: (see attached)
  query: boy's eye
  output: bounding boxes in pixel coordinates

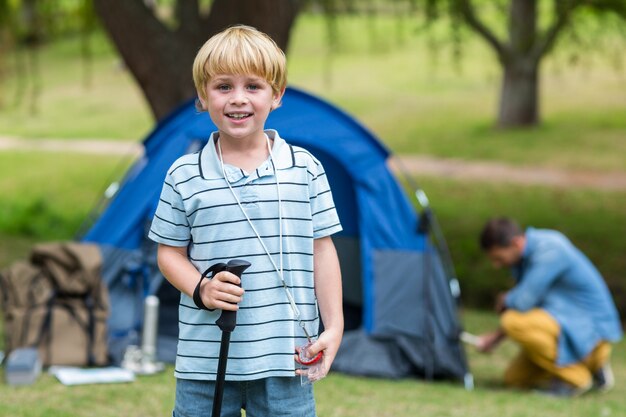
[247,84,259,91]
[217,84,231,91]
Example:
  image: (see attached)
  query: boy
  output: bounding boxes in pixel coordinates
[149,25,344,416]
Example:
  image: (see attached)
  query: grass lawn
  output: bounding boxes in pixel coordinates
[0,151,134,244]
[0,309,624,417]
[416,176,626,311]
[1,154,624,415]
[1,150,625,312]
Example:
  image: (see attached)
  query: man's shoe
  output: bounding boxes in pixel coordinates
[593,363,615,393]
[536,378,592,398]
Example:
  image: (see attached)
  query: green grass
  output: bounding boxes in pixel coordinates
[416,177,626,311]
[0,309,624,417]
[1,151,624,313]
[0,151,134,266]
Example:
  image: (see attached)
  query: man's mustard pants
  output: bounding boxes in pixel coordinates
[500,309,611,388]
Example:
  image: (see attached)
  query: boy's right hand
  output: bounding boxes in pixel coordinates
[199,271,244,311]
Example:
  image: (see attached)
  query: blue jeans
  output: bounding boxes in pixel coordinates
[173,377,316,417]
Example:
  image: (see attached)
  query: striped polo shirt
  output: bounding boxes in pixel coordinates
[148,129,342,381]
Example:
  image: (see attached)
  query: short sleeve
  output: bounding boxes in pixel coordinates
[148,173,191,246]
[308,159,342,239]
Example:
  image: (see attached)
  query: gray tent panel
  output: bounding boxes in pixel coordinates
[334,246,466,380]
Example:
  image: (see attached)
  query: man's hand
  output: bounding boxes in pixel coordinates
[475,329,506,353]
[495,291,508,314]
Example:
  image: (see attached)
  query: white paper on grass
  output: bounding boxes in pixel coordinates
[49,366,135,386]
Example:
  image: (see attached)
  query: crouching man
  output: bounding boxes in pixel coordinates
[475,217,622,396]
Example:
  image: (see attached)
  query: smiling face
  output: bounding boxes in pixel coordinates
[201,73,283,144]
[192,26,288,144]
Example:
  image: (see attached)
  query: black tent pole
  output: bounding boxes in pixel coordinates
[419,209,435,381]
[210,259,251,417]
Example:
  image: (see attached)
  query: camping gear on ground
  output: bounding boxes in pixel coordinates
[0,242,109,367]
[49,365,135,385]
[121,295,164,375]
[5,347,42,386]
[460,332,481,347]
[81,86,470,384]
[204,260,251,417]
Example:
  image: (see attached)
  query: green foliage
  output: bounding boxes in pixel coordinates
[0,32,152,138]
[417,178,626,314]
[0,0,97,42]
[287,14,626,171]
[0,0,98,111]
[0,151,133,241]
[0,198,68,237]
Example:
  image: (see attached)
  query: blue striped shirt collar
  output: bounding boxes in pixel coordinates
[198,129,295,181]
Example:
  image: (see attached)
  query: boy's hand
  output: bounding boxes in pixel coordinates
[200,271,244,311]
[294,328,342,380]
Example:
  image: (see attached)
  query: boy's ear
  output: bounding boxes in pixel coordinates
[195,97,207,112]
[271,87,286,111]
[197,96,207,111]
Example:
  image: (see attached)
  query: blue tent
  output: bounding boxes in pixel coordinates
[82,86,469,383]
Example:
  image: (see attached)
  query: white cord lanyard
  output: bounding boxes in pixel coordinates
[217,136,313,341]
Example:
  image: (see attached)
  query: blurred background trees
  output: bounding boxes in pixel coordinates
[1,0,625,317]
[0,0,301,119]
[450,0,625,126]
[0,0,624,125]
[93,0,301,119]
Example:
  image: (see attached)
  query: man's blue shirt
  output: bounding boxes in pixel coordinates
[505,228,623,365]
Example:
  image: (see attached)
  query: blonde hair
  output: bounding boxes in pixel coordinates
[193,25,287,105]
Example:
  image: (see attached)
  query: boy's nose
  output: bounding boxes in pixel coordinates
[229,90,249,105]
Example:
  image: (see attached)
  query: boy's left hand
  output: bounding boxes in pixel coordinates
[294,328,342,380]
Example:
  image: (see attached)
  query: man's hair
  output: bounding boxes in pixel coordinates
[479,217,523,250]
[192,25,287,106]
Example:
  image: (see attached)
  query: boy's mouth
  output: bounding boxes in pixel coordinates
[226,112,252,120]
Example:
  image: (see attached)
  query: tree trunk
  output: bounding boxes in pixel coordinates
[93,0,301,121]
[497,59,539,127]
[497,0,539,128]
[205,0,301,52]
[457,0,546,128]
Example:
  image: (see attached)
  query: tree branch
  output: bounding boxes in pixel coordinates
[530,0,582,62]
[94,0,169,42]
[456,0,508,61]
[94,0,191,119]
[175,0,202,36]
[202,0,302,51]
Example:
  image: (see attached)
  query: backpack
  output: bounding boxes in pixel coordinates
[0,242,109,367]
